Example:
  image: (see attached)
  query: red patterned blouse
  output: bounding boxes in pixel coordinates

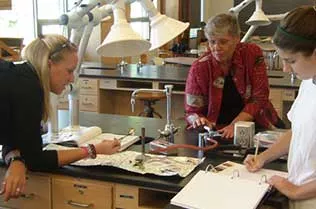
[184,42,280,129]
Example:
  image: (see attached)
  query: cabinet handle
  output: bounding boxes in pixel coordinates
[119,194,135,199]
[67,200,94,208]
[20,193,35,199]
[82,86,92,89]
[82,102,95,105]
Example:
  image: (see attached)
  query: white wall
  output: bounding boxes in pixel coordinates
[203,0,233,22]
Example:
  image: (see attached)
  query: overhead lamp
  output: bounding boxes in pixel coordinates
[138,0,190,51]
[96,0,151,57]
[229,0,286,42]
[245,0,270,26]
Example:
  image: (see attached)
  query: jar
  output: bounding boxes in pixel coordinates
[258,42,282,70]
[262,49,282,71]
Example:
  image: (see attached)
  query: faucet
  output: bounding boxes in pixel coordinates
[290,72,296,85]
[136,59,143,72]
[131,85,178,143]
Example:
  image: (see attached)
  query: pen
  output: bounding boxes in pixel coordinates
[254,138,260,160]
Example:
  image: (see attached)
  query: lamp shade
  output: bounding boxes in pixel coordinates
[96,22,151,57]
[96,0,151,57]
[246,0,271,26]
[246,10,271,26]
[149,14,189,51]
[137,0,189,51]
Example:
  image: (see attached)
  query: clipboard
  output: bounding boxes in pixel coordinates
[170,161,288,209]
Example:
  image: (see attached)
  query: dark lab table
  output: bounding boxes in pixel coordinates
[55,111,288,209]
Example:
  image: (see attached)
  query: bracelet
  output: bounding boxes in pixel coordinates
[4,150,21,165]
[87,144,97,159]
[8,156,25,166]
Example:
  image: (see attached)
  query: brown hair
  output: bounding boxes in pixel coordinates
[273,5,316,56]
[204,13,240,40]
[22,34,77,122]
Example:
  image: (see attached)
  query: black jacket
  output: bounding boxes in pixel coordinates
[0,60,58,171]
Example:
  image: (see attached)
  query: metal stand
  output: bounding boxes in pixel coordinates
[131,85,179,143]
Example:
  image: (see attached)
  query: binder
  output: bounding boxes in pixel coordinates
[170,161,288,209]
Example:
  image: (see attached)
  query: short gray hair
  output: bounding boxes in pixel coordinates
[204,13,240,39]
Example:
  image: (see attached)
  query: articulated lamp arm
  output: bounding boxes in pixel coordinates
[229,0,287,42]
[229,0,255,16]
[49,2,113,136]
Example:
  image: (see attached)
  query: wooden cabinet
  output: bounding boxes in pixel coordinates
[52,176,113,209]
[58,78,100,112]
[269,88,297,128]
[0,168,51,209]
[0,0,11,10]
[79,78,100,112]
[98,78,186,120]
[114,184,175,209]
[269,88,283,119]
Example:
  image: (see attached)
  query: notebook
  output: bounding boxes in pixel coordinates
[43,126,140,152]
[170,161,288,209]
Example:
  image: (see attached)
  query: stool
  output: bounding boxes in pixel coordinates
[135,92,166,118]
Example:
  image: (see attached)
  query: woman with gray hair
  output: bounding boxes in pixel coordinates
[185,13,283,139]
[0,34,120,201]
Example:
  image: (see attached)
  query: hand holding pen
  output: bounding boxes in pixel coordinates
[244,138,265,172]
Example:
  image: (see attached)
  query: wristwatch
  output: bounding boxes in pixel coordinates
[8,156,25,166]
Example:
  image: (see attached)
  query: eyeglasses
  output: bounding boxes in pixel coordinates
[208,38,233,47]
[49,41,77,59]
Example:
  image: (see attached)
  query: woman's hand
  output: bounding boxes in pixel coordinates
[0,160,27,202]
[95,139,121,155]
[243,154,265,172]
[217,124,234,139]
[187,116,215,130]
[268,176,298,200]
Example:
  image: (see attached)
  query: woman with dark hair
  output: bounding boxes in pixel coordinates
[244,6,316,208]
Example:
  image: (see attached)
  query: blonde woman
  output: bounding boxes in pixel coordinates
[0,34,120,201]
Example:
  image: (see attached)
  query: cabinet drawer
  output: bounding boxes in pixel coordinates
[58,93,69,109]
[79,95,99,112]
[115,184,139,209]
[99,79,117,89]
[80,79,99,95]
[0,169,51,209]
[283,90,296,101]
[52,177,112,209]
[269,89,283,109]
[275,108,283,119]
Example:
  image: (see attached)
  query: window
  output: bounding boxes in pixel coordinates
[0,0,159,45]
[0,0,35,44]
[36,0,68,36]
[0,0,70,45]
[129,0,158,40]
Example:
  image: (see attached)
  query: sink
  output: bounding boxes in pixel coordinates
[268,75,284,79]
[85,66,117,70]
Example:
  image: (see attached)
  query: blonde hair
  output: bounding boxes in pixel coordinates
[204,13,240,40]
[22,34,77,122]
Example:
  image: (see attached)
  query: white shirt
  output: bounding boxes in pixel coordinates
[287,79,316,209]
